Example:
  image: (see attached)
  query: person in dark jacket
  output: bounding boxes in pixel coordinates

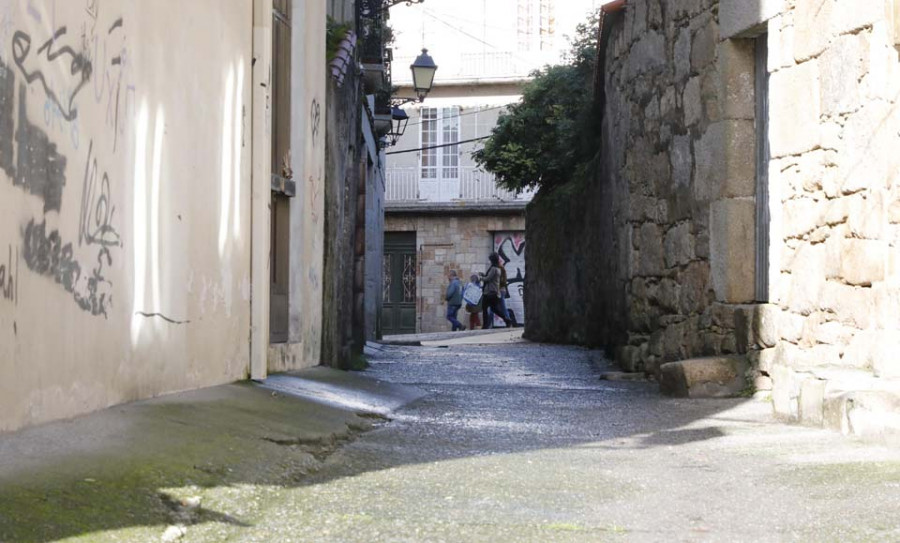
[480,253,513,329]
[445,270,466,331]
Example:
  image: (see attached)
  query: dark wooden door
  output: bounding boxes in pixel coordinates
[270,0,292,343]
[382,233,417,335]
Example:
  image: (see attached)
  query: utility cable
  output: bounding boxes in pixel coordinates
[385,136,490,155]
[421,9,537,67]
[400,105,509,128]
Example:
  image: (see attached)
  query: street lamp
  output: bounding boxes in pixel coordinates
[410,48,437,102]
[386,106,410,147]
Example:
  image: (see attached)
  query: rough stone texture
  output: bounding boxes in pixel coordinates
[323,68,365,369]
[659,356,750,398]
[769,58,821,158]
[710,198,756,303]
[528,2,754,372]
[526,0,900,442]
[840,239,886,287]
[718,0,784,39]
[799,378,827,426]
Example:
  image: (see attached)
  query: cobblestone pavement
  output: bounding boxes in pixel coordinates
[251,342,900,542]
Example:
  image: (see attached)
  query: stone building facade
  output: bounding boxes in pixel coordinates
[527,0,900,439]
[385,208,525,332]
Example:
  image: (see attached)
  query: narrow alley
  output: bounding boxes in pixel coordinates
[265,339,900,542]
[3,335,898,542]
[4,0,900,541]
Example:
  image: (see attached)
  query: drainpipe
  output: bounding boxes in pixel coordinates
[250,0,273,381]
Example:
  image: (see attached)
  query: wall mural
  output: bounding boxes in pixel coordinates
[493,231,525,326]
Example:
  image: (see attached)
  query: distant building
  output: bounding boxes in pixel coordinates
[383,0,595,334]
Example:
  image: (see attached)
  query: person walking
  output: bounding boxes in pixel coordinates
[445,270,466,331]
[496,259,517,327]
[465,273,483,330]
[480,253,513,330]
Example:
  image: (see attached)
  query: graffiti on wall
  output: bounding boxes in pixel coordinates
[87,16,135,153]
[0,245,18,304]
[12,26,93,123]
[78,140,120,249]
[0,3,130,318]
[22,218,112,316]
[494,231,525,326]
[0,70,68,213]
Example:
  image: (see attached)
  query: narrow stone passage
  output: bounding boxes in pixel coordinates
[241,342,900,542]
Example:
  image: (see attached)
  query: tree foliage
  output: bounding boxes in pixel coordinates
[473,10,602,193]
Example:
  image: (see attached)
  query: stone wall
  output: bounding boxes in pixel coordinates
[322,45,363,369]
[759,0,900,434]
[386,211,525,333]
[527,0,900,438]
[321,2,389,366]
[530,0,752,370]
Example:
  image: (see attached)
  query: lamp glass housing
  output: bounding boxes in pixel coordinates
[410,48,437,101]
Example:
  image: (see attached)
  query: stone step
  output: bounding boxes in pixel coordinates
[825,390,900,445]
[659,356,750,398]
[772,364,900,444]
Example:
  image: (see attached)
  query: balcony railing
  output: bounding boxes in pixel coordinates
[385,167,534,202]
[392,51,534,84]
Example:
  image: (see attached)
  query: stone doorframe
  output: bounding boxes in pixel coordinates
[708,1,780,305]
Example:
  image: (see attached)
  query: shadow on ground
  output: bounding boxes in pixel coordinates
[0,341,750,542]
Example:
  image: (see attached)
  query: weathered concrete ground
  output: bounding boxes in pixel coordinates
[3,340,900,542]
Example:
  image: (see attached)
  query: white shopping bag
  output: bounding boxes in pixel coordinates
[462,283,483,306]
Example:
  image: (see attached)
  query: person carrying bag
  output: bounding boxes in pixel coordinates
[479,253,513,329]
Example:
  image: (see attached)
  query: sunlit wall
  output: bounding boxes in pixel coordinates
[0,0,255,432]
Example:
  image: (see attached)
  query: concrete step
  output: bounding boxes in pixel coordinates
[659,356,750,398]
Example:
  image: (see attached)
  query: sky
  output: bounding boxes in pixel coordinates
[389,0,602,85]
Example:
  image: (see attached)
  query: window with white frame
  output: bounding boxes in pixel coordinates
[420,107,460,180]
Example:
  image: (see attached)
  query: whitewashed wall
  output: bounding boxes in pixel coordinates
[0,0,256,432]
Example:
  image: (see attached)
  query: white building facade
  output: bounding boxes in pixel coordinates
[382,0,596,334]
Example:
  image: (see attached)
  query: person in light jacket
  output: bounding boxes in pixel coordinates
[445,270,466,331]
[480,253,513,330]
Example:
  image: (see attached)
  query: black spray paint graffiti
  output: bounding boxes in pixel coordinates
[22,219,112,317]
[12,27,93,122]
[14,82,67,212]
[0,9,127,318]
[0,245,18,305]
[0,72,68,212]
[79,140,120,248]
[310,98,321,144]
